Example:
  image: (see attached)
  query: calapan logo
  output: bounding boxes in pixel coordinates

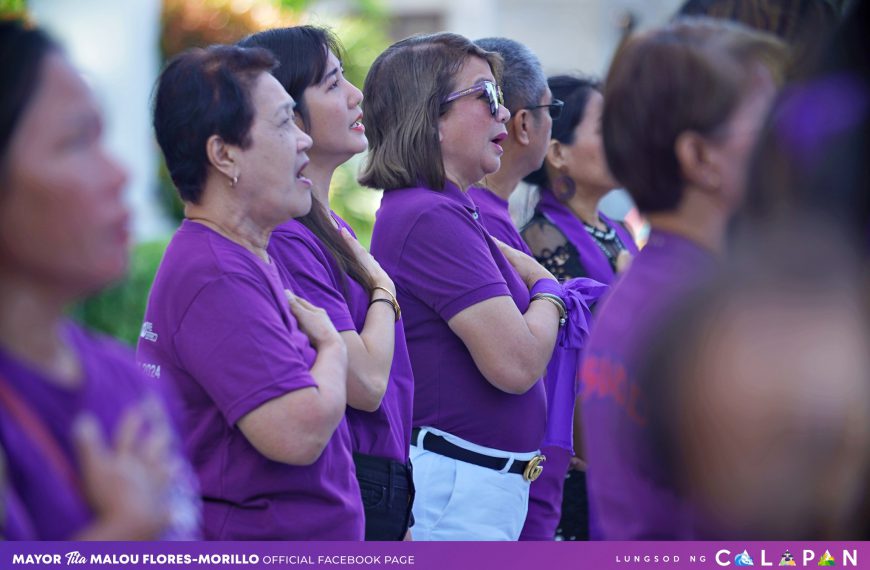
[716,549,857,567]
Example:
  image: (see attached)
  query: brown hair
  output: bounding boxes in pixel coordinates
[675,0,839,77]
[358,32,502,192]
[602,17,788,213]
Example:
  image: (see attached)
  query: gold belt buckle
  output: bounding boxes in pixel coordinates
[523,454,546,482]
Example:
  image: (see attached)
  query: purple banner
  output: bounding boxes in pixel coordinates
[0,542,866,570]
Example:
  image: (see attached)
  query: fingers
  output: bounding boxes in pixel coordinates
[73,413,109,477]
[114,405,146,457]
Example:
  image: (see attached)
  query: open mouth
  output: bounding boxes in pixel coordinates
[295,160,312,187]
[350,114,364,131]
[491,131,507,153]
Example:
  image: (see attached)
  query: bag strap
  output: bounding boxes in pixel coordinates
[0,373,82,494]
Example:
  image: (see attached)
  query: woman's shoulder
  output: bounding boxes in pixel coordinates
[65,321,149,398]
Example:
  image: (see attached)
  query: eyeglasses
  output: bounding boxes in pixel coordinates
[442,80,504,117]
[524,98,564,120]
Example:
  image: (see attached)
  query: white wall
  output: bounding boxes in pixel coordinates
[30,0,170,242]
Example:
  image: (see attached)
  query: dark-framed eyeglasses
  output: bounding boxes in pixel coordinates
[442,80,504,117]
[524,98,564,120]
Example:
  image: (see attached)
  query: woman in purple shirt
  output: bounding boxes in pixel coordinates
[0,21,199,540]
[238,26,415,541]
[141,44,363,540]
[359,33,565,541]
[520,75,640,541]
[580,18,787,539]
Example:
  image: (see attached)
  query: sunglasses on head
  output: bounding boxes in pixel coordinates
[524,98,564,120]
[442,80,504,117]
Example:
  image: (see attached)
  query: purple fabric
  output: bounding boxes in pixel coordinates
[0,322,200,540]
[536,189,638,283]
[467,186,533,255]
[267,215,414,463]
[518,445,573,541]
[539,278,605,453]
[580,229,717,539]
[775,74,869,168]
[371,182,546,452]
[137,220,364,540]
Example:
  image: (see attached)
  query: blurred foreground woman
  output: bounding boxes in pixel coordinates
[0,21,199,540]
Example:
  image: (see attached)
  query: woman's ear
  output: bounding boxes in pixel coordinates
[206,134,238,182]
[675,131,720,194]
[546,139,566,171]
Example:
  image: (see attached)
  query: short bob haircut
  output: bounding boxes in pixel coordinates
[238,26,344,131]
[602,17,787,214]
[358,32,503,192]
[153,45,276,204]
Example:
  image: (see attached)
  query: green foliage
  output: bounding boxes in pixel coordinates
[0,0,26,17]
[74,240,169,346]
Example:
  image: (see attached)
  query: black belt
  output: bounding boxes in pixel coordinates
[411,427,544,479]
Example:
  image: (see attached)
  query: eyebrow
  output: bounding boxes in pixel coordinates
[273,101,295,119]
[319,65,340,86]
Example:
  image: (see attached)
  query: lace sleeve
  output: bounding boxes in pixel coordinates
[521,214,587,281]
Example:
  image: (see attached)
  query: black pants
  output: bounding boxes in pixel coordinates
[353,452,415,541]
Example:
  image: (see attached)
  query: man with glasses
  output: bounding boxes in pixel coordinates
[469,37,562,255]
[469,37,576,543]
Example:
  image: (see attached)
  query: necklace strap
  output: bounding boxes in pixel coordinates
[0,373,82,494]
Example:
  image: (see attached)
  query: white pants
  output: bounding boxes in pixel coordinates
[409,427,534,541]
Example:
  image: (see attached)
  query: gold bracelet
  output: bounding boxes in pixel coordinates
[369,296,400,322]
[372,285,398,306]
[530,293,567,327]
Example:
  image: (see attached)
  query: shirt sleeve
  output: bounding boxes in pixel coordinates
[173,273,318,426]
[269,230,356,332]
[399,203,511,321]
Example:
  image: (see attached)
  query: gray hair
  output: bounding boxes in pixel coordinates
[474,37,547,112]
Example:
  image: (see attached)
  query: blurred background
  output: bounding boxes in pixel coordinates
[0,0,761,344]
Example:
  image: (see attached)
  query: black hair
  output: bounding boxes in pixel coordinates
[0,20,58,180]
[239,26,375,297]
[524,75,600,188]
[152,44,277,204]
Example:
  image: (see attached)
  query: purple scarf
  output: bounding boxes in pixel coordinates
[542,277,607,450]
[537,189,639,286]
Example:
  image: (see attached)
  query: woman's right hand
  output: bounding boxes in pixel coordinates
[73,400,173,540]
[285,290,343,349]
[494,238,557,289]
[340,227,395,295]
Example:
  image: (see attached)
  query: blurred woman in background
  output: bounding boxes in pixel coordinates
[580,17,787,539]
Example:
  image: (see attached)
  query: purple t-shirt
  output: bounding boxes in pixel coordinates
[371,182,546,452]
[580,229,716,539]
[267,214,414,463]
[467,186,533,255]
[137,220,364,540]
[0,322,200,540]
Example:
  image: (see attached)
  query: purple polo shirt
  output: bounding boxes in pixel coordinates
[580,229,717,539]
[467,186,533,255]
[0,322,200,540]
[371,182,546,452]
[267,214,414,463]
[137,220,364,540]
